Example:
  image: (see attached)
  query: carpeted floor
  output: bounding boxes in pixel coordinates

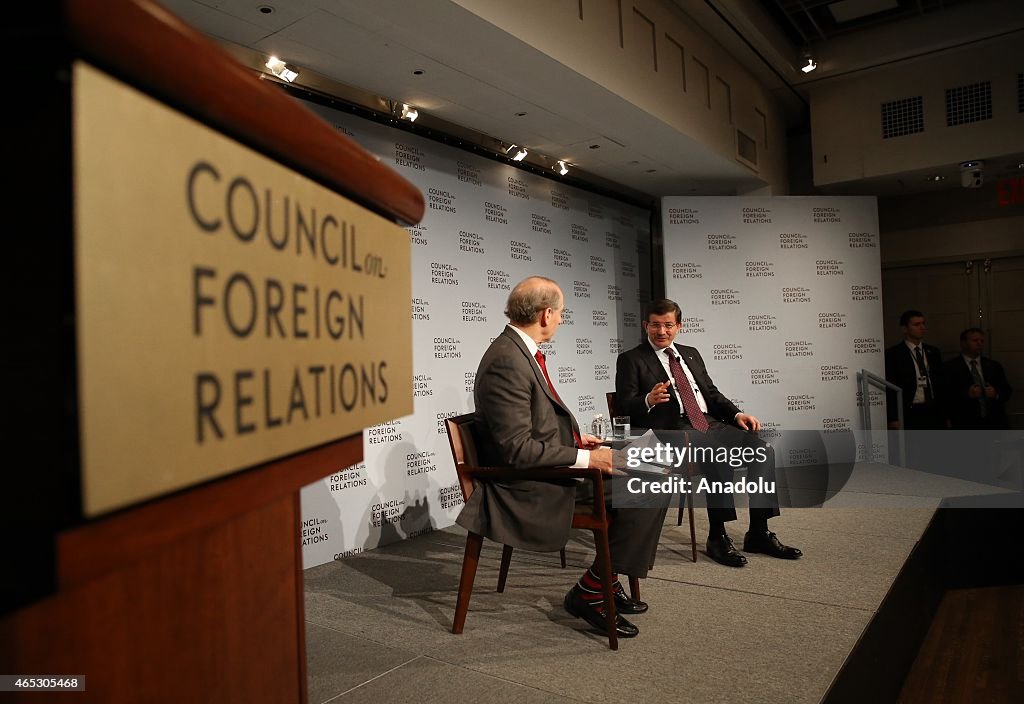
[303,462,1011,703]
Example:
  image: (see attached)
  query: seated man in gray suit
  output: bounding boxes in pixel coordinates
[615,298,800,568]
[457,276,665,638]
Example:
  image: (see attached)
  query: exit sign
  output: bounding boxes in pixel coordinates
[996,177,1024,206]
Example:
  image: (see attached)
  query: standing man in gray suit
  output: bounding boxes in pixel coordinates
[456,276,665,639]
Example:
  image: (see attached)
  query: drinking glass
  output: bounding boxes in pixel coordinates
[612,416,631,440]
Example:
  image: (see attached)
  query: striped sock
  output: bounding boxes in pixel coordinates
[575,568,620,606]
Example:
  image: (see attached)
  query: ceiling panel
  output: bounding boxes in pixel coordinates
[164,0,269,45]
[162,0,778,196]
[204,0,324,33]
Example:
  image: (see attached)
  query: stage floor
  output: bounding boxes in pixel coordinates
[302,463,1012,703]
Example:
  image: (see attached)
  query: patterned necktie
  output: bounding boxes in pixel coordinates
[970,359,988,417]
[914,346,933,402]
[664,348,709,432]
[535,350,582,447]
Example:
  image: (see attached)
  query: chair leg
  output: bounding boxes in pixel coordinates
[687,491,697,563]
[559,547,566,568]
[628,576,641,604]
[452,532,484,634]
[497,544,514,593]
[677,491,684,526]
[591,528,618,651]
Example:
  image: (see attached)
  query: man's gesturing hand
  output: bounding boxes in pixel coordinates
[647,381,672,407]
[735,413,761,432]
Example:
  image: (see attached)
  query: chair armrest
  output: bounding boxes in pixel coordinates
[460,465,608,524]
[463,465,603,482]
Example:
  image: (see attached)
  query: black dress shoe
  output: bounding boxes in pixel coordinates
[706,534,748,567]
[612,581,648,614]
[743,530,802,559]
[564,588,639,637]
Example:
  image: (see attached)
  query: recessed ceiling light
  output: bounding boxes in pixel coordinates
[265,56,298,82]
[258,5,274,14]
[926,175,945,182]
[515,112,527,117]
[646,169,657,173]
[589,144,601,149]
[413,69,424,75]
[400,104,419,122]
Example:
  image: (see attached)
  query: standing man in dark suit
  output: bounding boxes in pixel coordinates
[944,328,1013,429]
[615,298,800,568]
[884,309,946,430]
[456,276,665,638]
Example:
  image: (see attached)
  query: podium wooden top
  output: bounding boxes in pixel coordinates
[65,0,425,226]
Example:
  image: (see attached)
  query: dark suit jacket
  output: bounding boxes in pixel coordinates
[455,326,581,551]
[615,341,740,430]
[943,355,1013,429]
[884,342,944,422]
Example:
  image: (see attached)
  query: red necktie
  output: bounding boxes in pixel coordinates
[665,348,709,432]
[535,350,582,447]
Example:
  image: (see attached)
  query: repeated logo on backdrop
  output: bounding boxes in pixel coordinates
[299,103,651,567]
[662,197,885,468]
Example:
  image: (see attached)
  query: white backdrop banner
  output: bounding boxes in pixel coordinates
[661,197,886,469]
[300,105,651,567]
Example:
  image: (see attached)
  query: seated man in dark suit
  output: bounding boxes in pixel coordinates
[457,276,665,638]
[944,327,1013,429]
[884,309,946,431]
[615,298,800,568]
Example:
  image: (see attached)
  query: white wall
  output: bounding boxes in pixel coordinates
[810,35,1024,188]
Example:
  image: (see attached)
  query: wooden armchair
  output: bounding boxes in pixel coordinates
[445,413,626,649]
[606,392,697,562]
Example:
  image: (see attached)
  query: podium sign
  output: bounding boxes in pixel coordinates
[74,63,412,516]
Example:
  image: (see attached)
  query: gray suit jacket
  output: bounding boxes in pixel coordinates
[455,326,582,551]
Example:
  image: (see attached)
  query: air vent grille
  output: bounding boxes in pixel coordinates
[881,96,923,139]
[945,81,992,126]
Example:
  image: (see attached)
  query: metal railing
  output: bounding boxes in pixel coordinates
[858,369,905,467]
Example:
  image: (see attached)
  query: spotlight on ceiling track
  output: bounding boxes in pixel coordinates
[801,57,817,74]
[265,56,299,82]
[555,160,569,176]
[400,104,419,122]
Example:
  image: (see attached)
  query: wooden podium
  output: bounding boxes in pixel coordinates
[1,1,423,701]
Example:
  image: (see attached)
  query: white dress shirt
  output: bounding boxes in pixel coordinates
[646,339,709,414]
[904,340,931,405]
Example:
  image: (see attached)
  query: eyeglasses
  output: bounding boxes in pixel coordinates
[646,322,678,331]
